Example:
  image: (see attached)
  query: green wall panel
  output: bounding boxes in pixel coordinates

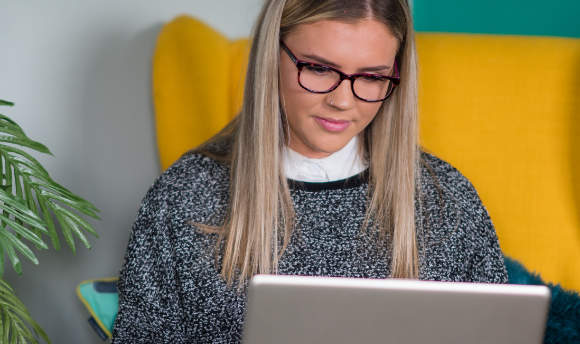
[412,0,580,38]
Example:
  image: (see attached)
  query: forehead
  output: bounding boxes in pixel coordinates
[284,19,399,67]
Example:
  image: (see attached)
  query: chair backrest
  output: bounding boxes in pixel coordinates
[153,15,580,291]
[153,15,248,170]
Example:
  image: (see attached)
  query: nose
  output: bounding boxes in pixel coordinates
[326,78,354,110]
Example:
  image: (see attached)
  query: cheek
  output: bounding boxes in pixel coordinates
[359,103,383,126]
[279,63,294,92]
[280,66,318,119]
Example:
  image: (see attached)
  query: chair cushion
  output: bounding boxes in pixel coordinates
[76,277,119,339]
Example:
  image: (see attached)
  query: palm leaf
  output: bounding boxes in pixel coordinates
[0,279,49,343]
[0,145,50,178]
[0,239,20,276]
[0,137,50,156]
[0,246,4,281]
[0,191,47,234]
[0,100,100,343]
[0,113,50,156]
[0,110,100,271]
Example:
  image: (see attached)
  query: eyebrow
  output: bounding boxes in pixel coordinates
[301,53,391,73]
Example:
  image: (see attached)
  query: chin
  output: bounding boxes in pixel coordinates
[310,139,348,156]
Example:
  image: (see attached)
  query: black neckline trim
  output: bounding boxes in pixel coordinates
[287,169,369,192]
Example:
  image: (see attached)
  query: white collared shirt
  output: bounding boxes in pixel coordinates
[283,136,368,182]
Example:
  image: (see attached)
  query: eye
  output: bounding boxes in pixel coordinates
[304,64,332,75]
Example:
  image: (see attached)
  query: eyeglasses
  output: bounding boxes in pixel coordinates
[280,41,400,103]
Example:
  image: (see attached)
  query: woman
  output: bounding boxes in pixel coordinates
[112,0,507,342]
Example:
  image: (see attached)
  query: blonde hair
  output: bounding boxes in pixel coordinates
[194,0,421,286]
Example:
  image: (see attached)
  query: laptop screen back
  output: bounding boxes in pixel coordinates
[242,275,550,344]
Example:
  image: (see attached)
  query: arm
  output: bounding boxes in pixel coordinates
[419,152,508,283]
[463,183,508,284]
[111,182,187,344]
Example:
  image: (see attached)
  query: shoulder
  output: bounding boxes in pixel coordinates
[140,152,231,226]
[418,150,485,215]
[419,151,476,198]
[122,152,230,283]
[157,152,229,191]
[416,150,492,243]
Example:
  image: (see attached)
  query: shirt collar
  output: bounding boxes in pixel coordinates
[283,136,368,182]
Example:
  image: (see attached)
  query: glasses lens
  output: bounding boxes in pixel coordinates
[353,76,393,101]
[299,65,341,92]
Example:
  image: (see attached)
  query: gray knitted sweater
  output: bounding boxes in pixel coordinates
[111,151,507,343]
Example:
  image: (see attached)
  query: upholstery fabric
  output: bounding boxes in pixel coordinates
[153,15,247,170]
[76,277,119,340]
[505,257,580,344]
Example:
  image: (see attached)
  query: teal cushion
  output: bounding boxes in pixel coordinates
[504,257,580,344]
[76,278,118,339]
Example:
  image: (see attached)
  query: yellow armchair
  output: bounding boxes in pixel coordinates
[153,15,580,291]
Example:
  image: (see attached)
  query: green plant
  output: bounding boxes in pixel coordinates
[0,99,99,343]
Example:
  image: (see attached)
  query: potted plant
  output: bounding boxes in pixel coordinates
[0,99,99,343]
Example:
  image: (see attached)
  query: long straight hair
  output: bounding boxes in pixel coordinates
[194,0,421,286]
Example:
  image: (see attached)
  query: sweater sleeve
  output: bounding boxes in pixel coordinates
[419,152,508,284]
[111,180,187,343]
[463,181,508,284]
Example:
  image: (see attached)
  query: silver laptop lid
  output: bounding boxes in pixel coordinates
[242,275,550,344]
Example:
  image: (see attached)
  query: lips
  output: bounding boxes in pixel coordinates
[314,116,351,132]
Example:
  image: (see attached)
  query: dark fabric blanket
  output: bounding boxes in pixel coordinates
[505,256,580,344]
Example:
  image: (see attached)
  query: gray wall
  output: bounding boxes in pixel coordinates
[0,1,262,343]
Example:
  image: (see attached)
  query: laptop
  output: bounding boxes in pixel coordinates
[242,275,550,344]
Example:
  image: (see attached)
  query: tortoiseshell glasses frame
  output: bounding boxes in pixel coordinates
[280,41,400,103]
